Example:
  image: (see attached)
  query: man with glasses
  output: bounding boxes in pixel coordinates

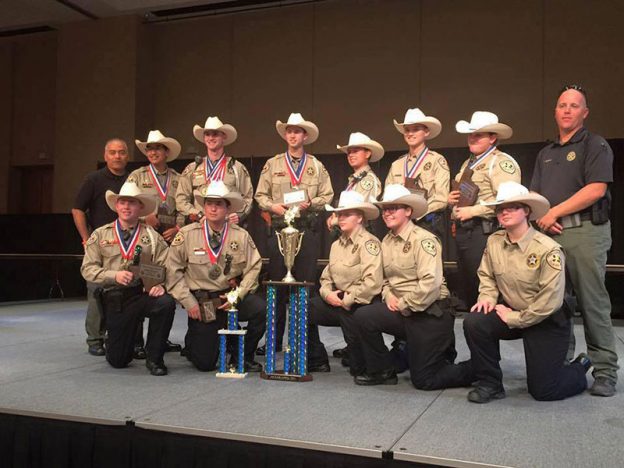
[530,85,618,397]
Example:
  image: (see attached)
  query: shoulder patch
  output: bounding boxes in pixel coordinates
[86,233,97,246]
[526,253,540,269]
[171,231,185,246]
[421,238,437,256]
[365,240,380,256]
[359,177,373,191]
[546,250,562,270]
[437,157,449,170]
[248,236,257,250]
[181,163,195,176]
[261,163,269,174]
[499,159,516,174]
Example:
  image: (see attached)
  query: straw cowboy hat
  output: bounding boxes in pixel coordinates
[193,181,245,213]
[455,111,513,140]
[375,184,427,219]
[336,132,385,162]
[393,108,442,139]
[193,116,238,145]
[106,182,159,217]
[481,181,549,220]
[275,113,319,145]
[325,190,379,220]
[135,130,181,162]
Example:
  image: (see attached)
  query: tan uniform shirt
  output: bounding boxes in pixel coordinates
[477,227,565,329]
[381,222,449,312]
[81,222,168,287]
[175,156,253,220]
[319,226,383,308]
[165,223,261,311]
[453,148,521,219]
[385,150,450,217]
[127,165,184,227]
[254,153,334,212]
[346,165,382,202]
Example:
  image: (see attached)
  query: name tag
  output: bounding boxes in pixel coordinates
[283,189,306,205]
[193,249,206,255]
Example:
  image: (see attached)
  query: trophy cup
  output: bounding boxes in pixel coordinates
[216,287,247,379]
[276,206,304,283]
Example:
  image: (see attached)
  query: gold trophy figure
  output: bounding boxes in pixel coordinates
[276,206,304,283]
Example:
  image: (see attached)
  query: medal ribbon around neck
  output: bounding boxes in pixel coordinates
[202,220,229,265]
[405,147,429,179]
[469,146,496,170]
[285,151,307,187]
[113,219,141,260]
[204,154,227,183]
[148,164,171,202]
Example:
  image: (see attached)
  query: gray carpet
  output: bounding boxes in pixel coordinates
[1,301,623,466]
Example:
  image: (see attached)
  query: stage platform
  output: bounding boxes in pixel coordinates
[1,300,623,467]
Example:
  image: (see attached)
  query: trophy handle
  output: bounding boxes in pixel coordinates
[276,231,284,256]
[294,231,304,255]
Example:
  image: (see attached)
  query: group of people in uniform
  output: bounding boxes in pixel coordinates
[76,84,618,403]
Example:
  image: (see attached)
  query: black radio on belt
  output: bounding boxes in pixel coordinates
[591,195,610,225]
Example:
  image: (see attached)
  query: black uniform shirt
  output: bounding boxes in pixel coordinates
[74,167,128,230]
[530,127,613,207]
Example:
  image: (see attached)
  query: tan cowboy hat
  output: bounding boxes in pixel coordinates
[193,116,238,145]
[393,108,442,139]
[105,182,159,217]
[375,184,427,219]
[135,130,181,162]
[481,182,549,220]
[336,132,385,162]
[275,113,319,145]
[325,191,379,220]
[193,181,245,213]
[455,111,513,140]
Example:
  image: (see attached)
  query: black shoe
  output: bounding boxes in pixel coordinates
[590,377,616,397]
[133,346,146,360]
[308,362,331,373]
[180,347,188,357]
[467,386,506,404]
[354,369,397,386]
[88,344,105,356]
[145,360,168,376]
[256,344,282,356]
[165,340,182,353]
[244,361,263,373]
[340,357,350,368]
[332,347,348,358]
[572,353,592,373]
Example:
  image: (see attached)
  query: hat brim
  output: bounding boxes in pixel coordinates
[135,137,181,162]
[276,120,319,145]
[336,141,384,162]
[481,192,550,220]
[375,194,428,219]
[105,191,159,218]
[455,121,513,140]
[393,117,442,140]
[193,189,245,214]
[325,203,379,220]
[193,124,238,145]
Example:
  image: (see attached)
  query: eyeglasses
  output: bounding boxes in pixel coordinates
[495,203,526,214]
[381,204,406,213]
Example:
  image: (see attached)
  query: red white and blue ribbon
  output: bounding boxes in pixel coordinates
[202,220,229,265]
[204,154,227,183]
[404,147,429,179]
[469,146,496,170]
[148,164,170,202]
[113,220,141,260]
[285,151,307,187]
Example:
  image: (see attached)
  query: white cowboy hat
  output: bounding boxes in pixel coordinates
[481,181,550,220]
[193,116,238,145]
[455,111,513,140]
[135,130,181,162]
[106,182,159,217]
[193,181,245,213]
[393,108,442,139]
[325,190,379,221]
[375,184,427,219]
[336,132,385,162]
[275,113,319,145]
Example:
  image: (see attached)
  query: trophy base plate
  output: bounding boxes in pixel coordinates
[260,371,313,382]
[216,372,248,379]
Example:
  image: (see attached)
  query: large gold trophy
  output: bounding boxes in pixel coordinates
[276,206,304,283]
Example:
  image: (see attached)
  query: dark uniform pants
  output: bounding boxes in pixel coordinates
[308,296,366,375]
[454,221,490,307]
[186,294,266,371]
[355,302,473,389]
[463,310,587,401]
[103,291,175,369]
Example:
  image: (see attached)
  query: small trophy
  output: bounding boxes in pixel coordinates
[404,175,428,198]
[451,168,480,207]
[276,206,304,283]
[216,287,247,379]
[128,246,166,291]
